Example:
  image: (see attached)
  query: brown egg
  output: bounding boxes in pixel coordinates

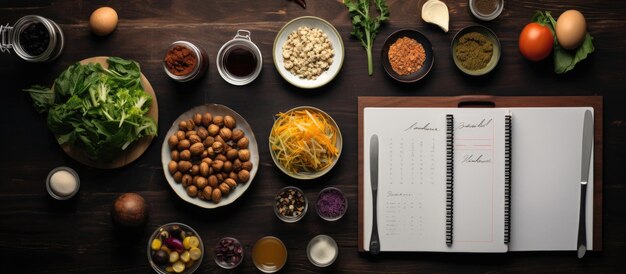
[556,10,587,50]
[89,7,118,36]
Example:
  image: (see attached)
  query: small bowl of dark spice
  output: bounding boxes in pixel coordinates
[316,187,347,221]
[163,41,208,82]
[214,237,244,269]
[381,29,434,83]
[469,0,504,21]
[452,25,501,76]
[274,186,308,223]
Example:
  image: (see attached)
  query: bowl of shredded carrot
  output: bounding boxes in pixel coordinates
[269,106,342,180]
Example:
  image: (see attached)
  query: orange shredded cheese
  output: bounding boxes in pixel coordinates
[269,109,339,174]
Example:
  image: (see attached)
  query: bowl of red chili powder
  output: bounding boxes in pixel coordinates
[381,29,434,83]
[316,187,347,221]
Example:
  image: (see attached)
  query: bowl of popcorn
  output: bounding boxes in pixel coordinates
[273,16,344,89]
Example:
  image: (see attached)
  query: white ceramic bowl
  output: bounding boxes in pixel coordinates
[161,104,259,209]
[273,16,344,89]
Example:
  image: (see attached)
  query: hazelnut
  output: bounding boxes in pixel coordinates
[238,169,250,182]
[219,183,230,194]
[219,127,232,141]
[168,135,179,148]
[215,154,227,162]
[229,171,238,181]
[179,120,188,131]
[202,157,213,166]
[242,161,253,171]
[212,160,224,172]
[178,161,192,173]
[224,115,236,129]
[192,175,201,185]
[203,136,215,148]
[208,175,219,188]
[173,171,183,183]
[168,160,178,174]
[226,149,239,161]
[207,147,216,158]
[175,130,186,141]
[202,186,213,201]
[180,150,191,161]
[202,112,213,127]
[177,139,191,151]
[232,129,245,141]
[238,149,251,162]
[212,141,224,154]
[208,124,220,136]
[182,174,193,187]
[233,159,243,171]
[200,162,210,177]
[197,127,209,140]
[237,137,249,149]
[186,119,195,131]
[185,130,197,138]
[190,142,205,156]
[186,185,198,197]
[216,173,224,182]
[171,150,180,162]
[211,188,222,203]
[213,115,224,126]
[201,150,208,159]
[191,164,200,176]
[223,161,233,173]
[188,134,202,144]
[224,178,237,188]
[196,177,208,189]
[193,113,203,126]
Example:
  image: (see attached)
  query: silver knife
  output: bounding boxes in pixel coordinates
[577,110,593,259]
[369,134,380,254]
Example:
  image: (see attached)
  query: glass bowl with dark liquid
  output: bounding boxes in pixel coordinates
[216,30,263,85]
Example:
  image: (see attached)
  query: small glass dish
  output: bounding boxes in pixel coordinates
[252,236,287,273]
[163,41,208,82]
[306,235,338,267]
[216,29,263,86]
[316,187,347,221]
[214,237,244,269]
[469,0,504,21]
[147,223,204,274]
[46,166,80,200]
[274,186,308,223]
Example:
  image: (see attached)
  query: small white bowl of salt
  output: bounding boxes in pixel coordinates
[46,166,80,200]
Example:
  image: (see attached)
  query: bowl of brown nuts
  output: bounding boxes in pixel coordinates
[161,104,259,209]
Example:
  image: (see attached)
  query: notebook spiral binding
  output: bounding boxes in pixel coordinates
[446,114,454,246]
[504,115,512,244]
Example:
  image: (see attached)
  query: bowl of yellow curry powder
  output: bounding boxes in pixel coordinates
[452,25,501,76]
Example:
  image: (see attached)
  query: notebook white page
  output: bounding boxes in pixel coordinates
[363,108,507,252]
[508,107,594,251]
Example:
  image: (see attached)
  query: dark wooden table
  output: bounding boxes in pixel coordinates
[1,0,625,273]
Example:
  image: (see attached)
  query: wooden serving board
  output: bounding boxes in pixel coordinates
[59,57,159,169]
[357,96,603,252]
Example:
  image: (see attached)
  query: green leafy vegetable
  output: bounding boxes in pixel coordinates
[345,0,389,76]
[24,57,157,160]
[532,11,595,74]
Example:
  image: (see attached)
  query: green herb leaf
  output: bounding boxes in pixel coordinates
[23,85,55,114]
[345,0,389,76]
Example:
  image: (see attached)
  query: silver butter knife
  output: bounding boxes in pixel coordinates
[577,110,593,259]
[369,134,380,254]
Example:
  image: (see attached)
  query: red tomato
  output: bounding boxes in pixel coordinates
[519,22,554,61]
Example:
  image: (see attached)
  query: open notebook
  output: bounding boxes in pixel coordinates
[361,107,594,252]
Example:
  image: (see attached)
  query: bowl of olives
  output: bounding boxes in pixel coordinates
[147,223,204,274]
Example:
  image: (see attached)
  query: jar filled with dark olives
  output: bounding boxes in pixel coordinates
[1,15,64,62]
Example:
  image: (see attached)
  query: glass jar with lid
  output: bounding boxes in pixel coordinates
[1,15,65,62]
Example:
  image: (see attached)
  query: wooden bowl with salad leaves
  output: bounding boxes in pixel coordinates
[269,106,342,180]
[25,56,158,169]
